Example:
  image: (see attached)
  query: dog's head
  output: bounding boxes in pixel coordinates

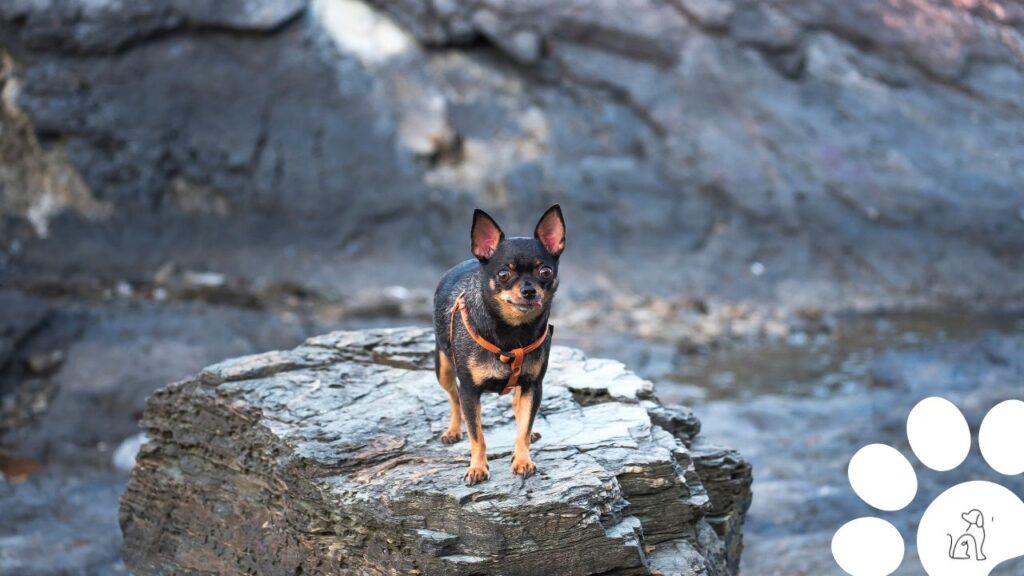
[961,509,984,527]
[471,205,565,326]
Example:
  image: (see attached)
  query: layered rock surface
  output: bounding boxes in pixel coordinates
[119,327,751,575]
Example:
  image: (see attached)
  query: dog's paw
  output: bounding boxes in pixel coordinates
[440,428,462,444]
[511,457,537,478]
[463,464,490,485]
[530,431,541,443]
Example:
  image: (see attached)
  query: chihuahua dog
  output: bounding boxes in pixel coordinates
[433,205,565,485]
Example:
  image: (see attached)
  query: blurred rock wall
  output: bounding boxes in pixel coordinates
[1,0,1022,309]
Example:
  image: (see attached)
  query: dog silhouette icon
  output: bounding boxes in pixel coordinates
[948,509,987,561]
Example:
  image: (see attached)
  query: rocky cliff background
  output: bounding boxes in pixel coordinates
[2,1,1023,574]
[2,0,1022,310]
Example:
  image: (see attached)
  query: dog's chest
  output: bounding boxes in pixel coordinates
[463,348,545,390]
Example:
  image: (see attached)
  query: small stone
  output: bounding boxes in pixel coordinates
[431,0,458,17]
[385,285,410,299]
[153,261,176,284]
[113,433,149,472]
[183,271,226,288]
[506,29,542,64]
[25,350,65,375]
[787,332,809,347]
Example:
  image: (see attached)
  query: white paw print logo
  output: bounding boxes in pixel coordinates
[832,397,1024,576]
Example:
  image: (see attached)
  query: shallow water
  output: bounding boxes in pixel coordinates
[657,313,1021,402]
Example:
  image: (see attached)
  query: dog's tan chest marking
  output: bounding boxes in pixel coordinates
[465,352,544,385]
[467,355,507,383]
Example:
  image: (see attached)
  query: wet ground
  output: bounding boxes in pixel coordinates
[2,290,1023,575]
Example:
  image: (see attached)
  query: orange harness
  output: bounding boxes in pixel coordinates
[448,293,551,395]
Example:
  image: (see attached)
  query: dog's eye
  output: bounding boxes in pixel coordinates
[537,266,553,280]
[497,269,512,282]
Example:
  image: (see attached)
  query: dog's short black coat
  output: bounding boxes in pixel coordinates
[432,205,565,485]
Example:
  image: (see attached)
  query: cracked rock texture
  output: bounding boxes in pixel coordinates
[119,327,752,576]
[1,0,1022,310]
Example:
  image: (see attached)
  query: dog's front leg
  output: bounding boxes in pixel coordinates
[511,382,541,478]
[512,388,541,443]
[459,386,489,485]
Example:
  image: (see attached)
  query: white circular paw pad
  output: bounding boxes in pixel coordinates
[907,396,971,472]
[979,399,1024,476]
[848,444,917,511]
[832,517,905,576]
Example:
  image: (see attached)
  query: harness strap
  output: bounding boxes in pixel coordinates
[448,293,551,395]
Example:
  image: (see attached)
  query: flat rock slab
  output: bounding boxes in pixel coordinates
[120,327,751,576]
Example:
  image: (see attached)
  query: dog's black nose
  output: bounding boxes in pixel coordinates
[521,284,537,299]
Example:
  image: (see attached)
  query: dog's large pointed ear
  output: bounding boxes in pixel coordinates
[534,204,565,257]
[471,209,504,261]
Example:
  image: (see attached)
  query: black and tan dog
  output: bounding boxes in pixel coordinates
[433,205,565,485]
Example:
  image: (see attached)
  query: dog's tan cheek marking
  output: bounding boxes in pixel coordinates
[488,279,496,291]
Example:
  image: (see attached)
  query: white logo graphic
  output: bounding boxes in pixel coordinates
[832,397,1024,576]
